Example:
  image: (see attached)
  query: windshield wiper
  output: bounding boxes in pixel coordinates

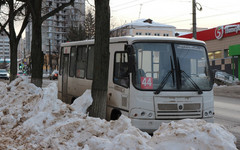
[177,58,203,94]
[154,71,172,95]
[154,56,175,95]
[180,70,203,94]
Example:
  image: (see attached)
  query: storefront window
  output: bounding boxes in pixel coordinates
[208,52,214,60]
[214,51,222,59]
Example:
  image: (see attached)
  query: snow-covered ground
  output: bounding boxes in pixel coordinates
[0,77,237,150]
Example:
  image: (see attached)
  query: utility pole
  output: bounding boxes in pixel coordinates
[138,4,142,19]
[192,0,202,39]
[192,0,197,39]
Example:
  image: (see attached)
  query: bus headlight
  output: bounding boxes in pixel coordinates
[148,112,153,117]
[130,108,155,119]
[204,110,214,117]
[204,112,208,116]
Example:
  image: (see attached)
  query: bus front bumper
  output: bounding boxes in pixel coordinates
[131,117,214,134]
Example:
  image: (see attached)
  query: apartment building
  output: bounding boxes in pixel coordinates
[25,0,85,70]
[0,31,10,60]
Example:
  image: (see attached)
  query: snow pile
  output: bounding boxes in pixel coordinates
[149,119,237,150]
[0,77,237,150]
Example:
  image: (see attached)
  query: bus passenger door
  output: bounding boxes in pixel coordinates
[107,44,130,120]
[62,54,69,103]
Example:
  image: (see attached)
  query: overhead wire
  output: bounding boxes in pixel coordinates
[164,10,240,24]
[112,0,158,12]
[111,0,137,8]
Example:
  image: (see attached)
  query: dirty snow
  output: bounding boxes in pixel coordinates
[0,77,237,150]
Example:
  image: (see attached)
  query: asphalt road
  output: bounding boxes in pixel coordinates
[214,96,240,149]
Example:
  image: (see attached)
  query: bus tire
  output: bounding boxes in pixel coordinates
[71,97,76,104]
[110,109,122,120]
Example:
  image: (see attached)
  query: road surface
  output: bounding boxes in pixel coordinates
[214,96,240,149]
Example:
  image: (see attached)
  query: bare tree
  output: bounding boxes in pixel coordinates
[89,0,110,119]
[25,0,74,87]
[0,0,30,81]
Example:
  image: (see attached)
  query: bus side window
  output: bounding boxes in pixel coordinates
[69,46,77,77]
[113,52,129,88]
[59,47,63,75]
[76,46,87,78]
[87,46,94,80]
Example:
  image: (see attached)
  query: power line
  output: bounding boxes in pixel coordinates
[160,13,190,22]
[112,0,158,12]
[164,10,240,24]
[111,0,137,8]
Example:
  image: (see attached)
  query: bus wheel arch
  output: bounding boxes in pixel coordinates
[110,109,122,120]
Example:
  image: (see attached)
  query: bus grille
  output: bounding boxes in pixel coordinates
[156,103,202,119]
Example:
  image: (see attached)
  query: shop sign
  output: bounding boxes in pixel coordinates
[215,24,240,40]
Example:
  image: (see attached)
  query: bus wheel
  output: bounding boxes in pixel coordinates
[110,109,122,120]
[71,97,76,104]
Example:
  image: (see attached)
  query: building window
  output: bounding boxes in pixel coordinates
[163,33,169,36]
[136,32,142,35]
[145,33,151,35]
[224,49,229,58]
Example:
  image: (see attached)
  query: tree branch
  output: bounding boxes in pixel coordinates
[23,0,35,19]
[41,0,74,23]
[13,2,27,17]
[0,21,9,36]
[16,9,30,42]
[0,23,10,37]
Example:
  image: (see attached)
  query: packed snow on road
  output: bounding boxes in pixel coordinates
[0,77,237,150]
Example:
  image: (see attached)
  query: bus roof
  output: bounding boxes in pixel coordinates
[60,36,206,47]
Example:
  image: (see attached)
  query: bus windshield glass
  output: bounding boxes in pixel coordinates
[132,42,212,91]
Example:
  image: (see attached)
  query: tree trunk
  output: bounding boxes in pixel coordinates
[9,0,17,82]
[30,1,43,87]
[89,0,110,119]
[9,39,18,82]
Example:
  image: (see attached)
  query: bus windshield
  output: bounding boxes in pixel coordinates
[132,42,212,92]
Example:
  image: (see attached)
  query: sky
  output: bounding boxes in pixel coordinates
[87,0,240,29]
[0,77,237,149]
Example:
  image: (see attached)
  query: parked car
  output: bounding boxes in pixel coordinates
[49,70,58,80]
[17,70,25,77]
[0,69,10,80]
[43,70,50,78]
[213,69,239,85]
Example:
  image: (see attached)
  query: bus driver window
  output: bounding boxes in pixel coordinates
[113,52,129,88]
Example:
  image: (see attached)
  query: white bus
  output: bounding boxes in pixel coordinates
[58,36,214,133]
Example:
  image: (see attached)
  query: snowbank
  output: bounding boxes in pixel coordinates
[0,77,237,150]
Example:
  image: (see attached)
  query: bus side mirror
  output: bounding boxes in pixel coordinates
[210,69,216,85]
[125,44,134,54]
[125,44,135,73]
